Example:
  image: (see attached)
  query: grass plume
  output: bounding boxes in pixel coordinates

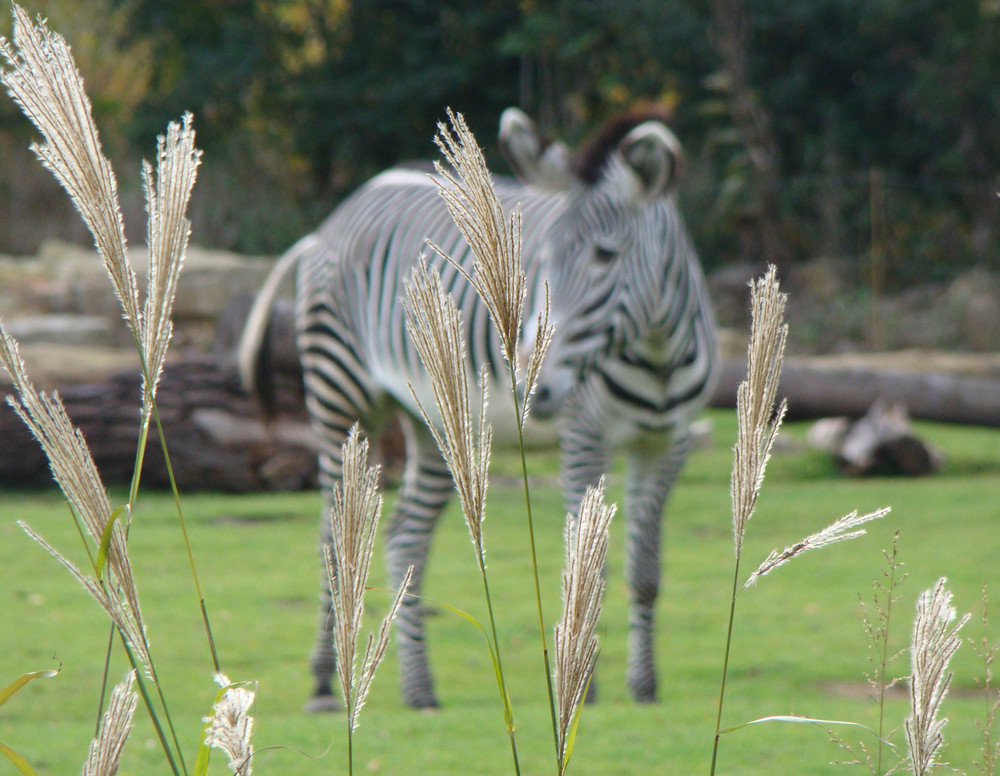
[905,578,970,776]
[404,262,492,555]
[730,266,789,559]
[712,265,889,776]
[553,479,616,774]
[140,113,201,411]
[404,260,521,773]
[325,426,414,773]
[203,675,255,776]
[1,5,211,774]
[0,3,140,333]
[83,670,137,776]
[743,507,890,590]
[431,107,526,369]
[428,108,560,768]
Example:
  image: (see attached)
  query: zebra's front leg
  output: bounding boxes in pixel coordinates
[622,431,692,703]
[384,417,455,709]
[559,422,611,702]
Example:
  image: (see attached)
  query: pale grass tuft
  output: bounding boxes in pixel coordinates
[140,112,202,409]
[83,670,137,776]
[521,284,555,424]
[553,479,616,771]
[404,262,491,555]
[354,565,415,729]
[743,507,890,590]
[731,265,789,558]
[1,3,200,411]
[0,328,148,670]
[905,577,970,776]
[0,4,141,332]
[204,674,255,776]
[431,108,526,370]
[325,426,414,732]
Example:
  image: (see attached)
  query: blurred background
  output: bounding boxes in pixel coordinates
[3,0,1000,356]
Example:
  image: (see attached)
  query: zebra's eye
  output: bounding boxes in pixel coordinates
[593,244,618,263]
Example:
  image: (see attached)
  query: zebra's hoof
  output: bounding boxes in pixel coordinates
[629,684,658,704]
[303,693,343,713]
[403,693,440,710]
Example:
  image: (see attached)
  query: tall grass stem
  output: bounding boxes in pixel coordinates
[710,561,742,776]
[510,371,560,766]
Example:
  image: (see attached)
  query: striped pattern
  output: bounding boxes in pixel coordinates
[269,121,717,710]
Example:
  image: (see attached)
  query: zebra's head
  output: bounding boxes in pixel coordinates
[500,108,688,419]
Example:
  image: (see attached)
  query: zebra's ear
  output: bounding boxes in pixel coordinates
[617,121,685,202]
[499,107,576,190]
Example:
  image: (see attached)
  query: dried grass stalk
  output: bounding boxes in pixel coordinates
[553,479,616,768]
[141,113,201,407]
[18,522,150,672]
[743,507,890,589]
[431,108,525,368]
[0,5,141,332]
[404,263,491,554]
[1,5,200,410]
[325,426,413,732]
[83,670,137,776]
[0,329,148,669]
[204,674,255,776]
[905,578,970,776]
[731,265,788,558]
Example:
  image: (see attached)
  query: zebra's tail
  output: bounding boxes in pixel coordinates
[237,234,314,414]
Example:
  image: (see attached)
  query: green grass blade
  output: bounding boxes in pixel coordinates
[401,591,515,730]
[0,670,59,708]
[192,682,231,776]
[96,505,128,581]
[560,670,595,774]
[0,741,40,776]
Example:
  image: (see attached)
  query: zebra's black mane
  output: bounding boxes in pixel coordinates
[573,109,675,185]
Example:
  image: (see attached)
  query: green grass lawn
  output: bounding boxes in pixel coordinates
[1,410,999,775]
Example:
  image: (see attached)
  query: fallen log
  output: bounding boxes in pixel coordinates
[0,355,317,492]
[807,401,943,476]
[710,357,1000,426]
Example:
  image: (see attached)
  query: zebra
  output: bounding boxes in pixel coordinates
[238,107,719,711]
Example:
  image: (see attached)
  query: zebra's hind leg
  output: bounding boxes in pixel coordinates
[384,413,455,709]
[304,418,361,713]
[298,320,378,713]
[304,430,351,714]
[622,430,691,703]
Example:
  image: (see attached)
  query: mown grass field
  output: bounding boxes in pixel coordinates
[1,410,998,775]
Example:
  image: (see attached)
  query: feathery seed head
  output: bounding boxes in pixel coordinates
[743,507,890,590]
[1,324,148,671]
[326,426,383,712]
[731,265,788,558]
[83,670,137,776]
[905,577,970,776]
[431,108,526,369]
[404,263,491,554]
[204,674,256,776]
[1,5,141,333]
[553,479,616,767]
[141,112,201,411]
[324,428,413,732]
